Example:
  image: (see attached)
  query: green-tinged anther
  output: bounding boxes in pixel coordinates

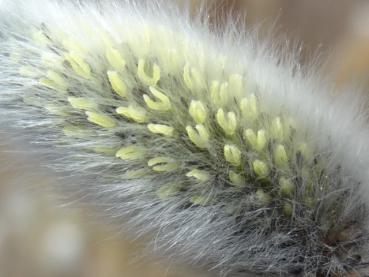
[240,94,258,119]
[107,71,128,98]
[189,100,207,124]
[256,189,271,205]
[224,145,241,167]
[157,183,180,200]
[183,63,206,92]
[85,111,116,128]
[116,146,145,160]
[40,71,68,92]
[279,177,294,197]
[116,105,147,123]
[106,47,126,70]
[186,169,210,182]
[186,124,209,149]
[244,129,267,152]
[137,58,160,86]
[283,203,293,216]
[148,156,178,172]
[216,109,237,136]
[274,144,288,167]
[143,87,171,111]
[68,97,97,111]
[65,51,91,79]
[210,81,229,107]
[253,160,269,177]
[229,170,245,187]
[271,117,284,140]
[147,123,174,137]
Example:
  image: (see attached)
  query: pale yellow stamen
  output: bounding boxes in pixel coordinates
[137,58,160,86]
[183,63,206,92]
[40,70,68,92]
[115,146,145,160]
[147,123,174,137]
[116,105,147,123]
[244,129,267,152]
[148,156,178,172]
[189,100,207,124]
[68,97,97,111]
[210,81,229,107]
[224,145,241,167]
[271,117,284,140]
[86,111,116,128]
[107,71,127,98]
[157,183,180,200]
[240,94,258,119]
[274,144,288,167]
[186,169,210,182]
[65,51,91,79]
[253,160,269,177]
[186,124,209,149]
[143,87,171,111]
[229,170,245,187]
[216,109,237,136]
[106,47,126,70]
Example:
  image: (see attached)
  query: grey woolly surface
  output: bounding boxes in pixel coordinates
[0,0,369,276]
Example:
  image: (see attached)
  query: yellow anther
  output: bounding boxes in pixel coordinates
[189,100,207,124]
[186,124,209,149]
[32,30,49,46]
[40,71,68,92]
[157,183,180,200]
[186,169,210,182]
[147,123,174,137]
[274,144,288,167]
[256,189,271,205]
[216,109,237,136]
[253,160,269,177]
[143,87,171,111]
[190,195,208,206]
[229,170,245,187]
[106,47,126,70]
[19,66,37,77]
[210,81,229,107]
[240,94,258,119]
[115,145,145,160]
[224,145,241,167]
[68,97,97,111]
[137,58,160,86]
[148,156,178,172]
[107,71,127,98]
[116,105,147,123]
[85,111,116,128]
[183,63,206,92]
[279,177,294,197]
[228,74,243,97]
[244,129,267,151]
[271,117,284,140]
[65,51,91,79]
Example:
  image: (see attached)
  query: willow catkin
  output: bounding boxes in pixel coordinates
[0,0,369,276]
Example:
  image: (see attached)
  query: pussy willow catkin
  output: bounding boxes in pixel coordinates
[1,0,369,276]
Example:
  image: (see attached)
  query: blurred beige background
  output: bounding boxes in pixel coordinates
[2,1,369,276]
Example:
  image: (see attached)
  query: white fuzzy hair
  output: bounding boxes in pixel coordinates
[0,0,369,276]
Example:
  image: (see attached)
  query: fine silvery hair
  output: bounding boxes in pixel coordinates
[1,0,369,276]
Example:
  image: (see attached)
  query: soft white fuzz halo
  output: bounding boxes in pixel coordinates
[1,0,369,276]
